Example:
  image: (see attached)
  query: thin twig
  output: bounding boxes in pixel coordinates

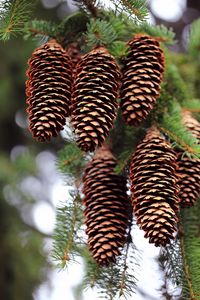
[179,225,196,299]
[119,228,132,297]
[159,126,198,155]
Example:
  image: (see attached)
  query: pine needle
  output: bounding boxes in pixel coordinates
[52,193,84,268]
[0,0,34,40]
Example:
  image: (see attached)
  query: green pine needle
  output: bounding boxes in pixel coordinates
[85,18,118,49]
[139,22,175,45]
[57,143,86,178]
[188,18,200,58]
[110,0,148,22]
[52,193,84,268]
[180,202,200,299]
[159,109,200,158]
[23,19,57,41]
[0,0,34,41]
[182,99,200,114]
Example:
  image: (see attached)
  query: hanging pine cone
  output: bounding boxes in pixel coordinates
[83,145,131,265]
[71,46,121,152]
[130,127,180,247]
[177,111,200,207]
[120,35,164,126]
[182,111,200,140]
[26,39,73,142]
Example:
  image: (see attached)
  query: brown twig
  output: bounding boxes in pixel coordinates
[179,225,196,299]
[81,0,99,17]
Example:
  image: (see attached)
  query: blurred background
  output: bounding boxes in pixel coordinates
[0,0,200,299]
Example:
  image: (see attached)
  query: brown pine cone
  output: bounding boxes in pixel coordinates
[182,111,200,140]
[26,39,73,142]
[130,127,180,247]
[177,152,200,207]
[177,111,200,207]
[83,145,131,265]
[120,35,164,126]
[71,46,121,152]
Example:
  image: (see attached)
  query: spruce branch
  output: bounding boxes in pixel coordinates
[85,18,118,49]
[57,143,86,178]
[23,20,57,41]
[52,193,84,268]
[72,0,99,17]
[139,22,175,45]
[117,229,138,298]
[179,201,200,299]
[162,64,190,105]
[188,18,200,58]
[159,238,183,287]
[158,236,187,299]
[182,99,200,114]
[179,227,195,299]
[82,220,138,299]
[159,109,200,158]
[0,0,34,40]
[110,0,148,22]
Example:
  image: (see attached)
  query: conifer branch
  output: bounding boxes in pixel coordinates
[158,103,200,158]
[0,0,34,40]
[180,202,200,298]
[82,221,138,299]
[52,193,84,268]
[188,18,200,58]
[182,99,200,114]
[159,238,183,287]
[139,22,175,45]
[57,144,86,178]
[110,0,148,22]
[118,227,137,298]
[179,227,195,299]
[73,0,99,17]
[23,20,57,41]
[85,18,118,49]
[159,124,200,158]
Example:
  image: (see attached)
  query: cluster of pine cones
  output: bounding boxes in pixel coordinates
[25,36,200,266]
[82,116,200,265]
[26,35,164,148]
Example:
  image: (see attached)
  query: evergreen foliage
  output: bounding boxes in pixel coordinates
[23,19,57,41]
[1,0,200,298]
[188,18,200,58]
[57,143,87,178]
[52,193,84,268]
[82,229,138,299]
[85,18,118,48]
[159,104,200,158]
[110,0,148,21]
[0,0,34,40]
[180,200,200,299]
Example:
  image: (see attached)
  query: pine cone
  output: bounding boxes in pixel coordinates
[83,145,131,265]
[182,111,200,140]
[120,35,164,126]
[26,39,73,142]
[71,47,121,152]
[177,111,200,207]
[130,127,180,247]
